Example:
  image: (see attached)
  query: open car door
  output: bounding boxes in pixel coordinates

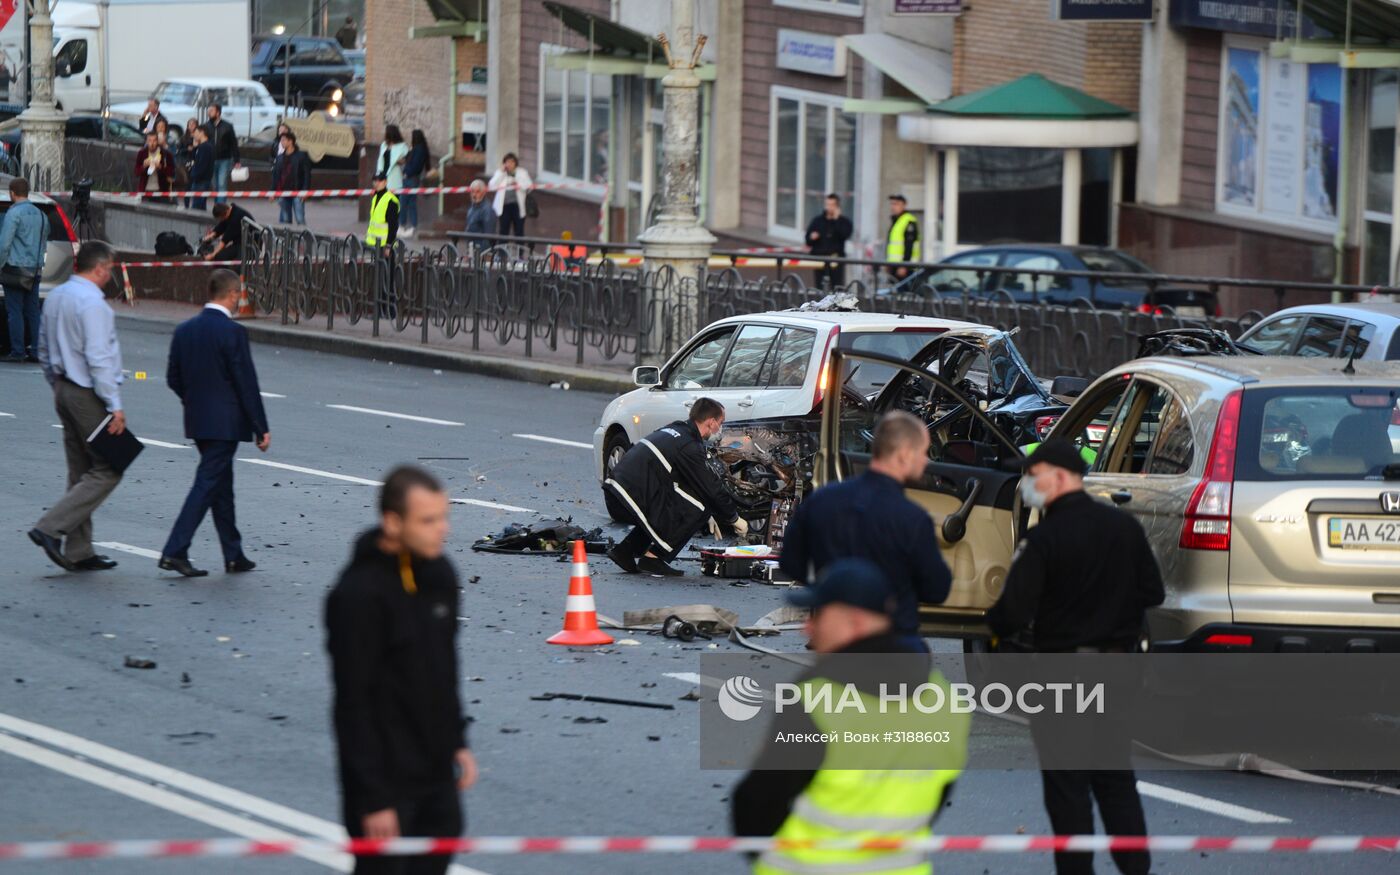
[817,348,1025,639]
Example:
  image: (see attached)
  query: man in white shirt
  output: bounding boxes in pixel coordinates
[29,242,126,572]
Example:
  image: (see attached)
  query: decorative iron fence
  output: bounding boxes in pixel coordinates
[242,227,1387,379]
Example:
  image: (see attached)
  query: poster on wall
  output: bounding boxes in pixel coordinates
[1222,47,1260,208]
[1303,63,1341,221]
[1262,56,1300,216]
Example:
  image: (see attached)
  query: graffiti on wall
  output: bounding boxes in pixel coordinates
[382,87,445,151]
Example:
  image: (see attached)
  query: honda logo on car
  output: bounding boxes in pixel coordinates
[1383,491,1400,514]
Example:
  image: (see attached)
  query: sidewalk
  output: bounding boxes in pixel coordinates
[115,298,635,395]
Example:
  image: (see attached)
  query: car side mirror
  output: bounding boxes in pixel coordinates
[1050,376,1089,398]
[633,365,661,387]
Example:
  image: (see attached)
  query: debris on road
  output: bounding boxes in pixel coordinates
[620,604,739,634]
[678,690,702,702]
[472,519,612,555]
[123,656,157,669]
[531,692,675,711]
[572,716,607,724]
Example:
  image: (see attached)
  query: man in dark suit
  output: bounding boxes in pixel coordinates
[158,269,270,577]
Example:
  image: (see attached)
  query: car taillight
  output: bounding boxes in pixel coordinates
[1034,415,1059,439]
[1180,389,1242,551]
[1391,406,1400,427]
[1203,633,1252,647]
[53,203,79,253]
[811,326,839,413]
[1137,303,1165,315]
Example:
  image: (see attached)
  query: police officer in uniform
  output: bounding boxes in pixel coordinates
[603,397,748,577]
[366,172,400,252]
[732,558,968,875]
[987,438,1164,875]
[885,194,920,281]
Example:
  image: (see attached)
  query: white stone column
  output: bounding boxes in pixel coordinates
[1061,148,1082,246]
[941,148,959,255]
[18,1,66,192]
[922,148,940,260]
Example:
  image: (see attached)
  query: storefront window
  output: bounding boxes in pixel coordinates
[1363,70,1396,285]
[958,147,1062,244]
[1217,38,1341,232]
[539,48,612,185]
[770,88,857,239]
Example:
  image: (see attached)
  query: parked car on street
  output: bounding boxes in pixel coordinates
[250,35,356,110]
[821,347,1400,649]
[887,244,1220,315]
[109,79,294,140]
[0,184,81,330]
[0,115,145,169]
[1236,300,1400,361]
[327,78,364,136]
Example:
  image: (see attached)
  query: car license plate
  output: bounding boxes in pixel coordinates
[1176,305,1206,317]
[1328,517,1400,549]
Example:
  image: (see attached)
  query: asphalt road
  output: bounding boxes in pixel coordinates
[1,315,1397,875]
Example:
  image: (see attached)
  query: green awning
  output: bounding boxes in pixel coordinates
[543,1,664,59]
[424,0,485,23]
[929,73,1131,120]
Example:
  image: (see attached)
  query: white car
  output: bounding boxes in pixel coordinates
[593,311,987,480]
[1237,300,1400,360]
[110,79,295,140]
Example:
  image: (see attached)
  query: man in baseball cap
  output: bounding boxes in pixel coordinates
[786,557,906,654]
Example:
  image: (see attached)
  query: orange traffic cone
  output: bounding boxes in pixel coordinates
[237,278,255,318]
[547,540,614,646]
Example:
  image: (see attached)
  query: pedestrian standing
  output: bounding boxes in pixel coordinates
[138,97,166,135]
[463,179,493,247]
[157,270,270,578]
[365,173,399,252]
[488,152,532,239]
[326,466,478,875]
[273,131,310,225]
[602,397,747,577]
[206,103,242,204]
[885,193,920,281]
[778,410,951,652]
[376,125,409,193]
[27,242,125,573]
[188,125,214,211]
[0,177,49,363]
[805,193,853,290]
[986,438,1164,875]
[135,130,174,203]
[732,558,968,875]
[336,16,358,50]
[400,129,431,238]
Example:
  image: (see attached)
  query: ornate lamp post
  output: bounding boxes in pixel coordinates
[18,0,66,191]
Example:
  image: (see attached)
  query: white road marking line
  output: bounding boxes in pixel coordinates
[51,423,62,429]
[238,458,383,486]
[95,542,162,560]
[326,404,464,426]
[138,437,191,449]
[260,392,286,398]
[451,497,536,513]
[0,732,351,871]
[1137,781,1290,824]
[0,712,492,875]
[663,672,703,685]
[513,433,591,449]
[0,411,14,417]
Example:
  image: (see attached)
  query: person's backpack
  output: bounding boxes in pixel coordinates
[155,231,193,256]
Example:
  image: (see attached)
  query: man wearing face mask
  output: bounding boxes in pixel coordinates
[779,411,952,652]
[986,437,1163,875]
[603,397,747,577]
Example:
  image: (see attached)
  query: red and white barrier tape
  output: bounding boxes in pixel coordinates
[116,260,241,268]
[2,835,1398,860]
[52,181,595,201]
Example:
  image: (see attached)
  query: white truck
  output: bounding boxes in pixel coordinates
[52,0,250,113]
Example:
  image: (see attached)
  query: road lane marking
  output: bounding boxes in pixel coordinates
[238,459,383,486]
[138,437,191,449]
[514,433,591,449]
[451,497,535,513]
[95,542,162,560]
[326,404,464,426]
[0,411,14,417]
[663,672,703,685]
[51,423,62,429]
[0,712,492,875]
[1137,781,1290,824]
[260,392,286,398]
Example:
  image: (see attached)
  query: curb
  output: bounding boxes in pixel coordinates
[115,311,635,395]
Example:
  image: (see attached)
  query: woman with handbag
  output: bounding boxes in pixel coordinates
[488,152,533,239]
[376,125,409,193]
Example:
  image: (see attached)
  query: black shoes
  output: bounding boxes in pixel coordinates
[158,556,208,577]
[73,555,118,571]
[28,529,74,571]
[637,556,683,577]
[225,557,257,573]
[607,546,639,574]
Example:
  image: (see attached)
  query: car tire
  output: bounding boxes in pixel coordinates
[602,430,632,523]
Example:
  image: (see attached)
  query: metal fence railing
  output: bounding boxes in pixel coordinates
[242,227,1398,379]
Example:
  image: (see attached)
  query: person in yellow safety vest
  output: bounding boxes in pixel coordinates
[885,194,920,282]
[365,172,400,252]
[732,558,969,875]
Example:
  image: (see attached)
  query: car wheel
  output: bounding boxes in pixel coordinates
[603,430,632,522]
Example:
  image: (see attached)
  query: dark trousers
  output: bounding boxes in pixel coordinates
[602,487,688,562]
[4,281,39,358]
[161,439,243,562]
[814,262,845,290]
[35,380,123,562]
[344,783,463,875]
[498,201,525,238]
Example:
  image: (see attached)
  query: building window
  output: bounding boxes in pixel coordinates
[1364,70,1396,284]
[774,0,863,16]
[539,48,612,185]
[769,88,858,240]
[1216,37,1341,232]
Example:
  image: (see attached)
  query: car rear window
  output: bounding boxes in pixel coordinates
[1237,386,1399,481]
[0,201,71,242]
[842,329,946,394]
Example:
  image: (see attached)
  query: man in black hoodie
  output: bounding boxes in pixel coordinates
[326,466,477,874]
